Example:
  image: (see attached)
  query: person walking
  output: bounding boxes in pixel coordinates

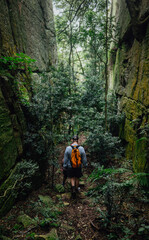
[63,135,87,199]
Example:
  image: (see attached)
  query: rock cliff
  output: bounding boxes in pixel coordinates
[0,0,56,216]
[109,0,149,172]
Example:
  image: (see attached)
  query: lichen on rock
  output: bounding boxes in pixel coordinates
[109,0,149,173]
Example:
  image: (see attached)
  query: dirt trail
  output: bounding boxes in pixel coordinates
[1,137,148,240]
[0,137,105,240]
[55,135,104,240]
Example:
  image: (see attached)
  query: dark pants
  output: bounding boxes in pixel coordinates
[67,168,82,178]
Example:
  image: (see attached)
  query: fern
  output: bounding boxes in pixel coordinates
[89,166,130,182]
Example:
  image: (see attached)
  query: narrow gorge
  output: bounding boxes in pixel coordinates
[0,0,148,239]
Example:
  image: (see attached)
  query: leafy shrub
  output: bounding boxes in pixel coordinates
[0,53,36,73]
[11,160,39,199]
[86,127,123,166]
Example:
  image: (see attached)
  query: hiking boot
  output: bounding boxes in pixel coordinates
[76,187,81,195]
[72,191,76,199]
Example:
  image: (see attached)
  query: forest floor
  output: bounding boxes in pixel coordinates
[0,136,149,240]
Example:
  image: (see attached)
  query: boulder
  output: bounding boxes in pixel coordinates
[61,193,71,200]
[63,202,70,206]
[35,228,59,240]
[38,195,53,207]
[17,214,38,228]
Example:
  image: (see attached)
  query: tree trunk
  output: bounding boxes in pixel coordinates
[105,0,108,131]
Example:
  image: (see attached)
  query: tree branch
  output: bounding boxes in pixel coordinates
[75,48,85,75]
[58,0,87,35]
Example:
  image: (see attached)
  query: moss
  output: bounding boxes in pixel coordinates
[124,118,136,144]
[35,229,59,240]
[109,1,149,175]
[0,193,15,218]
[0,77,26,181]
[0,166,17,217]
[38,195,53,207]
[134,137,148,172]
[112,48,121,89]
[17,214,38,228]
[0,89,12,134]
[46,228,59,240]
[0,136,18,181]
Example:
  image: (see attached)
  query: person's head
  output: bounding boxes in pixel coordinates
[72,135,79,143]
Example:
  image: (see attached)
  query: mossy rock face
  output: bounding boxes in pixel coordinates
[0,88,18,181]
[109,1,149,173]
[0,0,56,70]
[17,214,38,228]
[0,77,26,183]
[0,165,18,217]
[134,137,148,172]
[0,0,57,219]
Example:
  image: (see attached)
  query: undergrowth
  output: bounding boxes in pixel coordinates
[88,165,149,240]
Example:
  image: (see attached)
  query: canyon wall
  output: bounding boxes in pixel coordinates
[109,0,149,172]
[0,0,56,216]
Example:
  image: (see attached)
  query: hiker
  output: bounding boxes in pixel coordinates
[63,135,87,198]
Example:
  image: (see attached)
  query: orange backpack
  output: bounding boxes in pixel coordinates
[71,145,81,168]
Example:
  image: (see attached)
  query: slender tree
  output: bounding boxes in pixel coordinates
[105,0,108,131]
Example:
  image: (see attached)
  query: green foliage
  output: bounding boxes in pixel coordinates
[86,129,123,165]
[11,160,39,198]
[12,223,24,234]
[0,53,36,107]
[0,53,36,73]
[89,166,127,182]
[37,205,61,230]
[125,172,149,188]
[89,166,149,192]
[88,164,149,238]
[26,232,36,240]
[121,227,133,240]
[107,233,118,240]
[40,207,62,219]
[53,0,123,143]
[138,224,149,236]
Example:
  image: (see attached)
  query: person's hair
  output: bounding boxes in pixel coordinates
[72,135,78,141]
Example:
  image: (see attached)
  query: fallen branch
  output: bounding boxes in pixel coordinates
[90,220,100,231]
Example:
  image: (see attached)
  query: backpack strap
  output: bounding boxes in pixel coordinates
[71,145,80,149]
